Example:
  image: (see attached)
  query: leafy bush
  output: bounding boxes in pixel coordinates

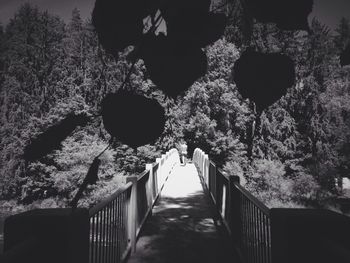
[20,130,123,207]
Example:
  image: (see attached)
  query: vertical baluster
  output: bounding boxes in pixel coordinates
[259,211,264,263]
[89,217,92,263]
[241,193,245,254]
[263,213,267,263]
[104,208,108,263]
[108,203,112,263]
[109,204,112,263]
[100,210,104,263]
[257,207,260,263]
[110,202,113,263]
[98,211,103,263]
[253,204,257,263]
[108,205,111,263]
[95,214,99,263]
[100,211,103,263]
[241,195,246,258]
[104,205,109,263]
[111,202,115,263]
[253,205,257,263]
[267,217,271,263]
[252,203,256,263]
[251,204,255,263]
[242,197,247,262]
[118,195,122,262]
[101,208,106,263]
[123,192,127,259]
[249,200,253,263]
[266,216,270,263]
[123,192,127,258]
[119,194,123,261]
[250,202,257,263]
[247,200,251,263]
[257,207,261,263]
[258,208,262,263]
[90,216,95,263]
[120,195,123,262]
[113,199,117,263]
[116,197,120,263]
[112,200,115,263]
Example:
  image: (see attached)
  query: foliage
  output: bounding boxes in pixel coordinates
[1,3,350,212]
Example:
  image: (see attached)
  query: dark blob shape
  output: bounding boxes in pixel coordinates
[233,49,295,112]
[23,114,90,161]
[245,0,313,30]
[101,91,166,148]
[70,157,101,209]
[166,12,227,48]
[140,34,208,98]
[92,0,150,56]
[159,0,211,23]
[340,44,350,66]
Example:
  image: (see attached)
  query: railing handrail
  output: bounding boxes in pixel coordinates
[215,167,271,215]
[88,157,170,218]
[233,183,270,216]
[88,182,133,217]
[137,169,150,182]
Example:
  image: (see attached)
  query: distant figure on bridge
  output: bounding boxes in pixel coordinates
[180,142,188,166]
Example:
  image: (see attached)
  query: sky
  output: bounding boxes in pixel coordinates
[0,0,349,30]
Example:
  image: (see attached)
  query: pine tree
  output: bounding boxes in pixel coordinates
[334,17,350,51]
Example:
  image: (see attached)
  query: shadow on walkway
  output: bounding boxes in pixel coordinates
[127,164,240,263]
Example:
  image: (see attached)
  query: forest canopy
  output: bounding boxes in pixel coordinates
[0,2,350,212]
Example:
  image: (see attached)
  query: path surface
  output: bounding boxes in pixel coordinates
[128,163,239,263]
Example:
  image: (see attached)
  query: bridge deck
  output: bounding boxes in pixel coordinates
[127,163,239,263]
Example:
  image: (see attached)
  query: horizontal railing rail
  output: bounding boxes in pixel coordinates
[193,148,350,263]
[89,183,133,217]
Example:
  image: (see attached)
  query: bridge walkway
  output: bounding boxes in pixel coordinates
[127,163,240,263]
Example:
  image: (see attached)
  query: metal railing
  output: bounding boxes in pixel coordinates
[88,148,179,263]
[2,149,179,263]
[89,183,132,263]
[193,148,350,263]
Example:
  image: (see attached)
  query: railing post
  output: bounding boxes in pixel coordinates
[204,154,209,187]
[161,154,166,184]
[201,152,203,174]
[156,157,161,193]
[229,176,242,245]
[209,162,217,203]
[126,176,138,253]
[146,164,153,208]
